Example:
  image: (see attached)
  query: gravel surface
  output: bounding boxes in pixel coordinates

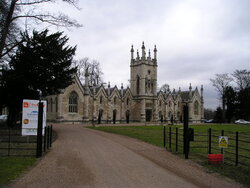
[8,124,244,188]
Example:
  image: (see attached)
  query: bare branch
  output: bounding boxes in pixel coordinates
[12,13,82,27]
[16,0,53,6]
[0,39,24,58]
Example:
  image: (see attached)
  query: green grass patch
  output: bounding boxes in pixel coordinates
[90,124,250,187]
[0,157,37,186]
[90,126,164,147]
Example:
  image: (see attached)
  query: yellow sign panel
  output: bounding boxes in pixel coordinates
[219,136,228,148]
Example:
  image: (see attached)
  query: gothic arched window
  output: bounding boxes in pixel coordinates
[114,96,117,105]
[100,96,103,104]
[69,92,78,113]
[194,101,199,115]
[136,75,140,95]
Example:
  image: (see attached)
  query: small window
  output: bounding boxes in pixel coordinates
[148,70,151,74]
[136,75,140,95]
[69,92,78,113]
[100,96,103,104]
[126,98,129,105]
[194,101,199,115]
[114,96,117,105]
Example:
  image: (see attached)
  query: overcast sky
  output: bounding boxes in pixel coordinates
[39,0,250,109]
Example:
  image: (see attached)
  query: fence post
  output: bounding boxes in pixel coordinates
[169,127,172,150]
[221,130,224,154]
[44,126,47,152]
[236,131,238,166]
[8,128,10,156]
[49,125,53,147]
[183,104,189,159]
[176,127,178,152]
[36,101,44,158]
[208,128,211,154]
[163,126,166,148]
[47,126,50,149]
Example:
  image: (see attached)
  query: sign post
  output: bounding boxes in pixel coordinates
[36,101,43,157]
[219,136,228,163]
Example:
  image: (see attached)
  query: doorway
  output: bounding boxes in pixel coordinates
[98,109,103,124]
[113,110,117,124]
[146,109,152,122]
[126,110,130,123]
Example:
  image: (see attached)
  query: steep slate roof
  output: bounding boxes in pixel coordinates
[180,91,195,101]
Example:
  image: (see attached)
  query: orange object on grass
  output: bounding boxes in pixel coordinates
[208,154,224,164]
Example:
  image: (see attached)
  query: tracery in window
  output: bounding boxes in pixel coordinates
[69,92,78,113]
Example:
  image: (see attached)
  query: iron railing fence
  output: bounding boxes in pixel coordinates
[0,125,53,157]
[163,126,250,168]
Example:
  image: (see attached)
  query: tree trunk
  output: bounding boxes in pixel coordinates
[222,93,226,123]
[0,0,17,59]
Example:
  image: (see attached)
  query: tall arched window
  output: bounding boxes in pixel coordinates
[100,96,103,104]
[69,92,78,113]
[194,101,199,115]
[136,75,140,95]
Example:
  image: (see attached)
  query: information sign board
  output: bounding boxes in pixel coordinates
[22,99,47,136]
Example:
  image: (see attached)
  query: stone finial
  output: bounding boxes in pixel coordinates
[141,41,146,58]
[142,41,145,49]
[108,82,110,96]
[121,83,124,96]
[136,49,140,60]
[130,45,134,60]
[189,83,192,99]
[153,45,157,60]
[84,66,89,87]
[130,45,134,52]
[189,83,192,90]
[201,85,204,100]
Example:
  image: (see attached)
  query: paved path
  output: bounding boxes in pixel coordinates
[9,124,244,188]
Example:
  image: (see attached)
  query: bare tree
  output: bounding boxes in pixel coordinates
[72,57,89,83]
[232,69,250,90]
[0,0,82,61]
[73,58,103,86]
[210,73,233,122]
[159,83,170,92]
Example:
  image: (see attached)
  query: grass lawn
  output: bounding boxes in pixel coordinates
[0,157,37,186]
[90,124,250,187]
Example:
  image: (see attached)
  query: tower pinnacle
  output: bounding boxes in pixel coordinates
[141,41,146,59]
[130,45,134,60]
[154,45,157,60]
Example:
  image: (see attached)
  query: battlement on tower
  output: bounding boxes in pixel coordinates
[130,42,157,66]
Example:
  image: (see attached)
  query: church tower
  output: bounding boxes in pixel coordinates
[130,42,158,122]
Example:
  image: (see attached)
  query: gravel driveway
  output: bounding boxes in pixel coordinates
[9,124,244,188]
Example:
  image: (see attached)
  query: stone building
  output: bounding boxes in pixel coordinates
[46,42,204,124]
